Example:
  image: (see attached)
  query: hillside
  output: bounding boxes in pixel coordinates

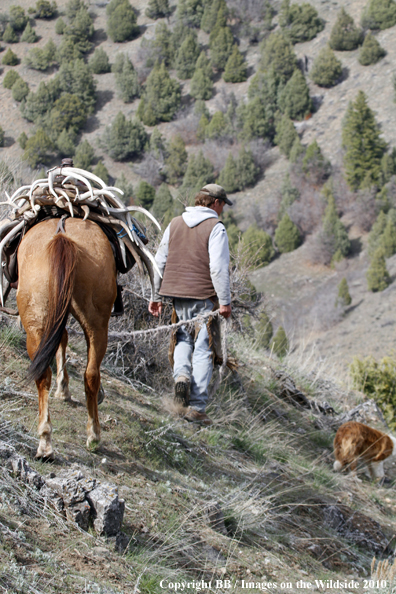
[2,309,396,594]
[1,0,396,591]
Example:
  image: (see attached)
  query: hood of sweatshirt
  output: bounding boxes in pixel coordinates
[182,206,218,228]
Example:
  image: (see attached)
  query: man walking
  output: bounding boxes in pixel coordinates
[148,184,232,426]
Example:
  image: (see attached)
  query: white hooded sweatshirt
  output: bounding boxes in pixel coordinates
[153,206,231,305]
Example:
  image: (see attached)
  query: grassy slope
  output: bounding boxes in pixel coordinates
[1,318,396,594]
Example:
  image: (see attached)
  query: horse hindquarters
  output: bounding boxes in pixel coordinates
[18,230,78,459]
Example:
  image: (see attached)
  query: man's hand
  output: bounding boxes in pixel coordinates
[149,301,163,317]
[219,304,231,319]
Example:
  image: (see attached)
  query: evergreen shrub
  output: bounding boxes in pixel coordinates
[89,47,111,74]
[275,213,301,253]
[3,69,21,89]
[358,32,386,65]
[106,0,139,42]
[366,247,391,291]
[329,8,363,51]
[310,46,342,87]
[280,0,324,44]
[361,0,396,30]
[102,112,148,161]
[2,48,19,66]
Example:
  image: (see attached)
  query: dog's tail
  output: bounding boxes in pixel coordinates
[333,460,343,472]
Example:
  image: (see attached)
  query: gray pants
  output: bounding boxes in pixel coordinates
[173,298,214,412]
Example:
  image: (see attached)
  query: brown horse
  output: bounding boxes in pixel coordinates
[17,217,117,460]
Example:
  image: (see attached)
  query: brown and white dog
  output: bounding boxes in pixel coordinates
[333,421,396,481]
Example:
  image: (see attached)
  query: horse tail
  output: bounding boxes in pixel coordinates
[27,233,78,382]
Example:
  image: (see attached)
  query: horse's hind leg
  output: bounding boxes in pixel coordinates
[84,328,108,448]
[54,330,71,401]
[26,331,54,460]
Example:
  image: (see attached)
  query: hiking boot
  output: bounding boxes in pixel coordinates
[174,376,190,406]
[184,407,213,426]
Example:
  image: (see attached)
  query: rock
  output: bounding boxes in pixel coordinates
[46,469,96,506]
[86,483,125,536]
[333,400,388,430]
[66,500,91,531]
[40,484,64,513]
[107,531,131,554]
[9,454,44,489]
[323,504,388,553]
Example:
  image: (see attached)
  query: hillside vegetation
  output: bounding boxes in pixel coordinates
[1,0,396,591]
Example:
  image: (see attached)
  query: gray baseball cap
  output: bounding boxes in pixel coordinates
[201,184,233,206]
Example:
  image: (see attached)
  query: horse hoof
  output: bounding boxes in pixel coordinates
[35,451,55,462]
[86,438,100,451]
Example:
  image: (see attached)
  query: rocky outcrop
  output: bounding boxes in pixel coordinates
[0,441,125,537]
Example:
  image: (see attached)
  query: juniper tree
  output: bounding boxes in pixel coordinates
[270,326,289,357]
[21,22,38,43]
[175,32,200,80]
[206,111,227,140]
[116,173,133,204]
[10,6,28,31]
[176,0,204,28]
[2,24,19,44]
[106,0,139,42]
[342,91,387,190]
[136,181,156,209]
[23,129,53,168]
[237,146,259,189]
[329,8,363,51]
[89,47,111,74]
[138,62,181,125]
[275,115,298,158]
[277,68,311,120]
[164,134,187,185]
[73,139,95,170]
[242,225,275,267]
[12,78,29,102]
[58,59,97,115]
[0,127,4,148]
[279,173,300,218]
[275,213,301,253]
[255,311,273,349]
[367,248,391,291]
[25,39,57,70]
[190,52,213,100]
[145,0,171,19]
[21,80,59,123]
[147,22,175,68]
[114,55,140,102]
[55,17,66,34]
[209,25,234,71]
[302,140,331,183]
[2,49,19,66]
[261,31,297,82]
[310,46,342,87]
[336,277,352,307]
[279,0,324,44]
[359,32,386,65]
[56,36,83,63]
[56,128,76,157]
[29,0,57,19]
[240,69,279,142]
[289,137,305,163]
[368,211,387,256]
[196,114,209,142]
[319,193,350,264]
[382,216,396,257]
[63,4,94,54]
[3,70,20,89]
[92,161,109,184]
[48,94,87,138]
[361,0,396,30]
[102,112,148,161]
[223,44,247,83]
[149,127,165,159]
[152,183,173,220]
[16,134,28,153]
[182,150,214,192]
[218,153,239,193]
[201,0,227,33]
[66,0,85,20]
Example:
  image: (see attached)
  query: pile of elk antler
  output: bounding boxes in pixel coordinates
[0,165,162,305]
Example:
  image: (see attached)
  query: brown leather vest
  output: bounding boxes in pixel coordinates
[159,216,222,300]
